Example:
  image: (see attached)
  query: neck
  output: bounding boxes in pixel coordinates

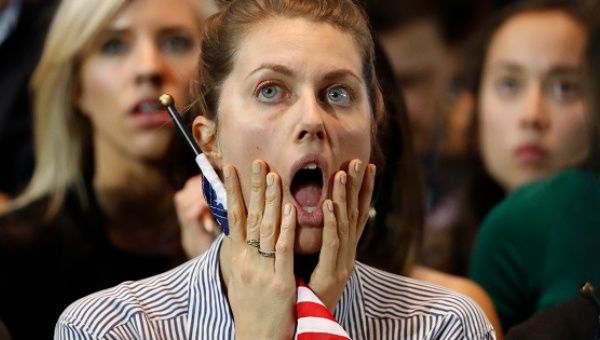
[94,140,181,257]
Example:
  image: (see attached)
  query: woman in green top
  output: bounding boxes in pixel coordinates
[469,4,600,332]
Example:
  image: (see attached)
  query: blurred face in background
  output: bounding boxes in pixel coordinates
[77,0,202,163]
[479,10,589,191]
[379,18,452,155]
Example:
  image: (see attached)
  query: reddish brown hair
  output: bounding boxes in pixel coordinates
[188,0,386,166]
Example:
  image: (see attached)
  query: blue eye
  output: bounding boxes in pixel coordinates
[326,86,351,105]
[161,35,193,53]
[547,78,582,103]
[257,84,283,102]
[100,38,127,56]
[496,77,521,96]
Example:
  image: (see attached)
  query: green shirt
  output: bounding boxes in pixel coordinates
[469,168,600,331]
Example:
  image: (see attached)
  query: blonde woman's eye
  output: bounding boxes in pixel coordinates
[161,35,193,53]
[326,86,351,105]
[257,84,283,102]
[100,38,127,56]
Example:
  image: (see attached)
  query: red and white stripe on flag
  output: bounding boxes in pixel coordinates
[295,281,351,340]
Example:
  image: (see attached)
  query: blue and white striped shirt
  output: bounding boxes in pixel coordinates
[56,236,495,339]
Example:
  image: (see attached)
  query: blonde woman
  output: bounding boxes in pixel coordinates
[0,0,212,338]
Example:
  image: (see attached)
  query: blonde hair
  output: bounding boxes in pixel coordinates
[16,0,207,217]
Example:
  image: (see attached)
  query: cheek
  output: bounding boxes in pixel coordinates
[338,119,372,162]
[78,62,120,117]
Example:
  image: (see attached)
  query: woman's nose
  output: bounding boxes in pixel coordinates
[519,87,551,130]
[134,40,166,88]
[297,94,327,142]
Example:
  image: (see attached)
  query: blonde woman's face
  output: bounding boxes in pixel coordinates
[479,10,589,191]
[77,0,201,162]
[212,17,372,253]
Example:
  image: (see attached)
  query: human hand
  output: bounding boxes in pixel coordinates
[223,161,297,340]
[174,175,219,258]
[309,159,376,312]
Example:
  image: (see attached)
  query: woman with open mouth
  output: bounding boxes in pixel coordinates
[55,0,495,339]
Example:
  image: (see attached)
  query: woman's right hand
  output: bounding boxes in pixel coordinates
[223,161,297,340]
[174,175,219,258]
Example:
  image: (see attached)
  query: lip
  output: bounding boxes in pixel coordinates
[129,97,173,128]
[515,144,549,165]
[287,153,329,227]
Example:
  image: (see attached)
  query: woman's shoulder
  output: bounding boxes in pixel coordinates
[355,262,495,337]
[481,168,599,237]
[56,257,202,338]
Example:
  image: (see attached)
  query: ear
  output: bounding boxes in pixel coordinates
[192,115,221,168]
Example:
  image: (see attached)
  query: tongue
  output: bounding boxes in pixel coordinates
[293,184,321,207]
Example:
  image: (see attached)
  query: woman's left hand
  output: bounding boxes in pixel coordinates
[308,159,376,312]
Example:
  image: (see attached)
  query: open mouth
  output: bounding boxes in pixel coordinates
[132,100,164,115]
[291,162,324,213]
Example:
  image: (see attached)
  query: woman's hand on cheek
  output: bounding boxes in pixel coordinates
[309,160,376,312]
[223,162,297,340]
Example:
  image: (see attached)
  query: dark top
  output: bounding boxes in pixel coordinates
[506,297,600,340]
[0,185,180,339]
[469,168,600,332]
[0,0,59,196]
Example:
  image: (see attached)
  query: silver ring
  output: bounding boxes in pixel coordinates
[258,249,276,258]
[246,239,260,248]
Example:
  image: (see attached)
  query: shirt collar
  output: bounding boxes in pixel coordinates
[190,234,364,333]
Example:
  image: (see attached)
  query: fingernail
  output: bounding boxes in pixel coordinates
[354,160,362,173]
[223,166,231,179]
[284,203,291,216]
[267,173,274,186]
[326,200,334,212]
[340,173,347,185]
[252,161,260,174]
[370,164,377,177]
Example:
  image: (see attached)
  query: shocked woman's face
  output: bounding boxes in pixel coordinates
[207,17,372,253]
[78,0,202,162]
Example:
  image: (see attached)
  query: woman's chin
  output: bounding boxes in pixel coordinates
[293,226,323,255]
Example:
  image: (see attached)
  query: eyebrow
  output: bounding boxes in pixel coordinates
[492,61,581,75]
[246,63,362,82]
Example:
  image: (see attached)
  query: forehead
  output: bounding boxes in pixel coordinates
[231,16,364,79]
[487,10,586,69]
[109,0,198,30]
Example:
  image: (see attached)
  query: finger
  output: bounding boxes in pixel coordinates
[260,173,281,259]
[317,199,338,274]
[275,203,295,276]
[223,165,247,246]
[246,160,266,244]
[332,171,350,264]
[346,159,366,233]
[201,211,220,237]
[356,164,376,241]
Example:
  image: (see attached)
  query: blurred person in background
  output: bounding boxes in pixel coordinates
[364,0,499,275]
[0,0,213,338]
[466,0,597,332]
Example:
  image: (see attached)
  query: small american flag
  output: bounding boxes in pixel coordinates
[296,281,351,340]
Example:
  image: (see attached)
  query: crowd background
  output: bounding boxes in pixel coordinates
[0,0,598,339]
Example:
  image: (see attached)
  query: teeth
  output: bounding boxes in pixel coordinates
[303,206,317,213]
[139,102,161,113]
[303,163,318,170]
